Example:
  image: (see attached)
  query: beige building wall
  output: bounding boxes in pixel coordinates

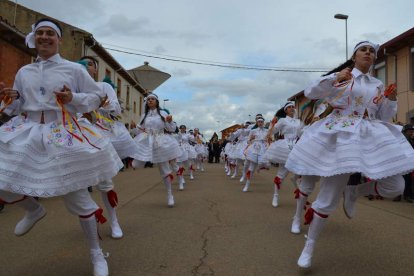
[84,49,143,127]
[381,46,414,124]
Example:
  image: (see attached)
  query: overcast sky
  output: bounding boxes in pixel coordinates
[16,0,414,138]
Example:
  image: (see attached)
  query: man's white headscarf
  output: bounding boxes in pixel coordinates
[25,20,62,49]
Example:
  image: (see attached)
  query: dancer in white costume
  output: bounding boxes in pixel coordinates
[290,99,332,234]
[228,123,251,179]
[132,93,181,207]
[242,116,269,192]
[264,102,303,207]
[178,125,197,180]
[173,125,191,190]
[285,41,414,268]
[78,56,140,239]
[240,114,263,182]
[0,19,123,276]
[224,136,237,176]
[193,128,206,171]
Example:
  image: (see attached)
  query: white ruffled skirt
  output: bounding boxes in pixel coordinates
[245,141,268,165]
[0,116,123,197]
[233,140,248,160]
[285,118,414,179]
[109,122,140,159]
[182,143,197,160]
[176,144,189,163]
[264,139,293,164]
[133,132,181,163]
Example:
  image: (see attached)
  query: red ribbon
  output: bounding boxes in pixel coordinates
[107,190,118,208]
[294,188,308,199]
[304,208,328,225]
[273,176,282,190]
[246,170,251,180]
[176,167,185,176]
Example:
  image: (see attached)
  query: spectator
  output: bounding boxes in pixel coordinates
[393,124,414,203]
[213,139,222,163]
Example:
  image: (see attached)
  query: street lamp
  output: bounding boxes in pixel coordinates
[248,114,252,122]
[334,13,349,60]
[163,99,169,109]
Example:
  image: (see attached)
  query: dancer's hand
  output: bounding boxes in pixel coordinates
[54,85,73,104]
[0,82,20,102]
[336,67,353,83]
[166,115,173,122]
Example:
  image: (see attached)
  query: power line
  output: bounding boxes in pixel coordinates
[103,46,329,73]
[102,42,329,71]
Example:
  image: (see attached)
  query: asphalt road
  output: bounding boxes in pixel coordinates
[1,163,414,275]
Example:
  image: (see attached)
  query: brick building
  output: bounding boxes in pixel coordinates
[0,0,150,127]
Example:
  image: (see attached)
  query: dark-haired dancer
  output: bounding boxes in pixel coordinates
[286,41,414,268]
[0,18,122,276]
[132,93,181,207]
[242,116,269,192]
[78,56,141,239]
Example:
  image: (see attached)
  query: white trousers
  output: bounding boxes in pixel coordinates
[312,174,404,215]
[276,163,289,179]
[0,189,99,216]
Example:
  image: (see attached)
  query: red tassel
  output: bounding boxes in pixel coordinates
[107,190,118,208]
[304,208,328,225]
[294,188,300,199]
[94,208,107,224]
[273,176,281,190]
[246,170,251,180]
[168,174,174,182]
[177,167,185,176]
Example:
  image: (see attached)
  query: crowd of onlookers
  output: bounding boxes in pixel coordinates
[206,136,226,163]
[392,123,414,203]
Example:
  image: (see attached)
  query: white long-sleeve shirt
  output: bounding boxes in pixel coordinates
[270,116,302,138]
[98,82,122,116]
[305,67,397,122]
[135,109,176,135]
[6,54,102,116]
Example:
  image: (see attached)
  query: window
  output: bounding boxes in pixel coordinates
[105,68,111,78]
[133,101,137,113]
[374,61,386,84]
[126,86,130,110]
[117,78,121,98]
[139,96,143,114]
[411,47,414,90]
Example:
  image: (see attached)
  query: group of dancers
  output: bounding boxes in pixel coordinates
[222,40,414,268]
[0,18,208,276]
[1,17,413,275]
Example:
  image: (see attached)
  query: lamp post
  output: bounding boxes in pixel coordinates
[248,114,252,123]
[334,13,349,60]
[163,99,169,109]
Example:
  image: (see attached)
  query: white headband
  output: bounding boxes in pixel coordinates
[145,93,158,101]
[25,21,62,49]
[352,41,380,58]
[284,101,295,111]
